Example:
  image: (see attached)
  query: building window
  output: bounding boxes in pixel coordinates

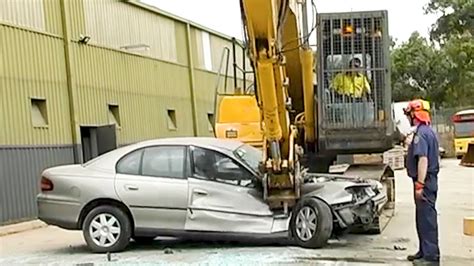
[30,98,48,127]
[167,109,177,130]
[108,104,121,127]
[207,112,214,132]
[201,31,213,71]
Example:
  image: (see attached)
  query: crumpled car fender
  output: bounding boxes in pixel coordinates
[301,181,360,206]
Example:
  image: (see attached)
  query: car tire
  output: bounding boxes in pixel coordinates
[290,197,333,248]
[82,205,132,253]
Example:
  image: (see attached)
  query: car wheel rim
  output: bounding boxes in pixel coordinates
[295,206,317,242]
[89,213,121,248]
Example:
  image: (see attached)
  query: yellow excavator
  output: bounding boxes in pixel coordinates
[215,0,395,218]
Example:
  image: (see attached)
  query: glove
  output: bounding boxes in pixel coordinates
[415,181,425,200]
[415,181,424,190]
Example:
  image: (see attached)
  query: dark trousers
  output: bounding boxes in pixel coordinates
[414,181,440,261]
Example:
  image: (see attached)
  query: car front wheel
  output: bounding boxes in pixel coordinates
[82,205,132,253]
[290,197,333,248]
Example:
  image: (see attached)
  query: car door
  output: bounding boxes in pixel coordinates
[115,145,188,230]
[185,146,274,234]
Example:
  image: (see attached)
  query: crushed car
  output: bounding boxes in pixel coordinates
[37,137,387,253]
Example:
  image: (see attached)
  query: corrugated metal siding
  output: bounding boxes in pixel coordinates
[71,44,194,145]
[0,0,254,224]
[191,27,205,69]
[79,0,178,63]
[0,25,73,145]
[43,0,63,35]
[192,28,253,87]
[174,22,188,65]
[210,34,233,75]
[0,146,74,224]
[0,0,46,31]
[194,70,225,136]
[68,0,86,37]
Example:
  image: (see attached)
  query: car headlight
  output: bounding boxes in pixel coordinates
[375,181,383,192]
[365,187,376,197]
[367,180,383,193]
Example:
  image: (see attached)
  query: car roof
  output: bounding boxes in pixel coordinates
[135,137,244,151]
[455,109,474,116]
[83,137,245,171]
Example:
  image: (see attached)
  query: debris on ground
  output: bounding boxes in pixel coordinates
[164,248,174,254]
[393,245,407,251]
[393,237,410,243]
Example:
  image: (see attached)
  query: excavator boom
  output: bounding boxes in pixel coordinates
[239,0,314,209]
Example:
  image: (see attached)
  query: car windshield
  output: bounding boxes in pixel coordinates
[233,144,262,173]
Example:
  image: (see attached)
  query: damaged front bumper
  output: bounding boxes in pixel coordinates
[333,186,387,229]
[302,173,388,231]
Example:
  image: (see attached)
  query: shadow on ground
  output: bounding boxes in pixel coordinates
[50,234,363,255]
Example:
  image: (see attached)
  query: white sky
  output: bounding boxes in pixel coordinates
[142,0,439,45]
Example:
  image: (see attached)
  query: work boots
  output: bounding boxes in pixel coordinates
[407,252,423,261]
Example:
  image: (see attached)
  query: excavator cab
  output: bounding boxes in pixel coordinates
[316,11,393,155]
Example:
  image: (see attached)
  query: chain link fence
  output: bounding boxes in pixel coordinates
[431,105,474,157]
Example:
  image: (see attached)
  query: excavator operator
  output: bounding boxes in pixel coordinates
[330,57,373,125]
[331,58,371,99]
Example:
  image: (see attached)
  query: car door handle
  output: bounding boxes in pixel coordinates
[125,185,139,191]
[193,189,208,196]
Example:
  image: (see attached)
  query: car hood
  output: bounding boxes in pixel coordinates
[301,180,369,205]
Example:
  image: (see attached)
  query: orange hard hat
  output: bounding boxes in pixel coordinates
[404,99,431,124]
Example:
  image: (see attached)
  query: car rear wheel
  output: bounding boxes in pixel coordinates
[82,205,132,253]
[290,198,333,248]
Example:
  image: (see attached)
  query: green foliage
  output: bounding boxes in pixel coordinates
[391,0,474,107]
[441,34,474,106]
[391,33,448,103]
[425,0,474,43]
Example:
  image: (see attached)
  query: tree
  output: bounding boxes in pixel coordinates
[425,0,474,107]
[390,32,449,103]
[425,0,474,43]
[390,0,474,107]
[439,34,474,106]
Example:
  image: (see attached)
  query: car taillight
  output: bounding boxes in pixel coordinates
[452,115,461,122]
[41,176,54,192]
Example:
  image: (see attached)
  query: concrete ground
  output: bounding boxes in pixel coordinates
[0,159,472,265]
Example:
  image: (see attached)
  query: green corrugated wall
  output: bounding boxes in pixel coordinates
[71,44,195,144]
[1,26,72,145]
[1,0,254,224]
[1,0,251,147]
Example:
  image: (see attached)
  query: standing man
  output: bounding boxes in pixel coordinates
[404,99,440,264]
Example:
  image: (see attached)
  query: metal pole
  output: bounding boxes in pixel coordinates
[242,44,246,93]
[232,38,238,91]
[185,24,199,136]
[224,47,230,93]
[302,0,309,45]
[59,0,80,163]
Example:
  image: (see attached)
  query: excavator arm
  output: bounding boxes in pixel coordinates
[239,0,315,210]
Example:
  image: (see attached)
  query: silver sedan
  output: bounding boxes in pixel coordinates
[37,137,386,253]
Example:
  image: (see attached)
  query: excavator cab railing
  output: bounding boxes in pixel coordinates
[212,39,262,148]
